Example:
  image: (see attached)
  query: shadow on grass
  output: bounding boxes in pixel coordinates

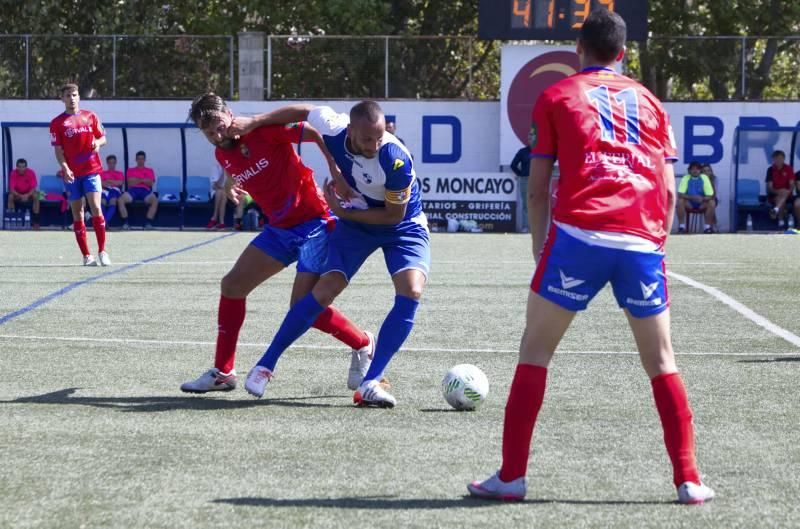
[1,387,350,412]
[738,356,800,364]
[419,408,475,413]
[213,495,672,509]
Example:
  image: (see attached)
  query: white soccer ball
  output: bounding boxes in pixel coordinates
[442,364,489,411]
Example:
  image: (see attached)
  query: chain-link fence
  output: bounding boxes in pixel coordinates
[3,34,800,101]
[0,35,234,99]
[628,36,800,101]
[266,35,499,100]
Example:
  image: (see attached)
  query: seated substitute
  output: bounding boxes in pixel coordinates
[766,150,795,229]
[118,150,158,229]
[7,158,41,229]
[100,154,124,223]
[676,161,714,234]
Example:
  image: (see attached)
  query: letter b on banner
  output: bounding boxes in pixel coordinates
[423,116,462,163]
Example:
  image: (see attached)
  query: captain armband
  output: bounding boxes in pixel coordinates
[385,186,411,205]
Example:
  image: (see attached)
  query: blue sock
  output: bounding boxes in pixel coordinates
[256,293,325,371]
[105,204,117,222]
[362,295,419,382]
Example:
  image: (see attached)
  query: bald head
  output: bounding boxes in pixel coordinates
[350,100,384,126]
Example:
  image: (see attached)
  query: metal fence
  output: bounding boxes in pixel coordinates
[630,36,800,101]
[2,34,800,101]
[0,35,235,99]
[265,35,498,100]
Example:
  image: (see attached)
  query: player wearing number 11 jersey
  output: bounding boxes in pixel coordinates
[468,9,714,505]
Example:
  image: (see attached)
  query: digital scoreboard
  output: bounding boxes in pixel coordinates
[479,0,648,41]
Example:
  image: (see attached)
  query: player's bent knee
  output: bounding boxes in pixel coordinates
[312,274,347,306]
[220,272,248,298]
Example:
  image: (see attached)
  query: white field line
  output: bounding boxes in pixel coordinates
[667,271,800,349]
[0,333,796,356]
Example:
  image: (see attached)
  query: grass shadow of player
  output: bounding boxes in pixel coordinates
[2,387,350,413]
[418,408,476,413]
[737,356,800,364]
[213,495,672,509]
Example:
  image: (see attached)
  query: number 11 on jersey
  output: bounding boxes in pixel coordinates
[586,85,640,144]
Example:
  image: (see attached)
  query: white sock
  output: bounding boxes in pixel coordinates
[704,224,711,230]
[679,223,686,229]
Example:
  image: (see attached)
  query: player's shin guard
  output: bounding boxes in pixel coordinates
[215,296,246,374]
[91,215,107,252]
[256,293,325,371]
[73,220,90,256]
[312,306,369,349]
[499,364,547,483]
[651,372,701,487]
[361,295,419,382]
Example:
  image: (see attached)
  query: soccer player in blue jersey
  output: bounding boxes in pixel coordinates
[229,101,429,407]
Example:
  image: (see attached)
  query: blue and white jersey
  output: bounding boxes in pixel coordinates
[307,106,423,224]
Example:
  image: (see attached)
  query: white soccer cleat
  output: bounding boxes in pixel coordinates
[677,481,715,505]
[353,379,396,408]
[245,366,273,398]
[467,472,527,501]
[180,368,237,393]
[83,255,97,266]
[98,251,112,266]
[347,331,375,390]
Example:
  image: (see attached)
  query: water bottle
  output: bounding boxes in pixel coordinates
[789,215,795,230]
[746,213,754,232]
[24,210,31,229]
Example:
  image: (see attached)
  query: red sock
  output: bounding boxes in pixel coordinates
[499,364,548,482]
[215,296,246,374]
[312,306,369,349]
[651,372,701,486]
[73,221,90,256]
[91,215,106,253]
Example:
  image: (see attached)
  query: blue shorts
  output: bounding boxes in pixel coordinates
[531,226,668,318]
[250,217,331,274]
[127,187,153,201]
[323,218,431,282]
[66,174,102,200]
[102,187,122,202]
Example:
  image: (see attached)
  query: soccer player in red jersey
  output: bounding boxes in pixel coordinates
[468,10,714,504]
[49,83,110,266]
[180,93,375,394]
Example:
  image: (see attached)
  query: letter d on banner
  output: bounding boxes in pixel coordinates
[423,116,462,163]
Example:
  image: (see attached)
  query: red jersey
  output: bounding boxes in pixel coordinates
[531,67,677,245]
[215,123,328,229]
[49,110,105,177]
[10,168,38,194]
[765,164,795,190]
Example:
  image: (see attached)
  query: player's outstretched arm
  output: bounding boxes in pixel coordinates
[229,104,316,137]
[529,157,554,260]
[303,123,354,199]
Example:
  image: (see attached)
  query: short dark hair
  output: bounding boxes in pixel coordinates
[579,9,626,63]
[350,100,384,125]
[60,83,79,96]
[16,158,27,166]
[106,154,117,162]
[189,92,228,128]
[772,150,785,158]
[688,161,703,170]
[135,151,146,158]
